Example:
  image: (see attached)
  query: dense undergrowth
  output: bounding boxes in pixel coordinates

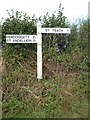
[2,37,88,118]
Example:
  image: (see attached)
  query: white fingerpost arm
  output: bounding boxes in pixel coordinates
[37,21,42,79]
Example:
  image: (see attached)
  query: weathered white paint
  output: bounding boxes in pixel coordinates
[37,21,42,79]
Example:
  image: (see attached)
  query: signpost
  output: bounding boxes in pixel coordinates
[6,21,71,79]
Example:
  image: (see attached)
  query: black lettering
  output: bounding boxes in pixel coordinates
[33,36,36,42]
[45,29,49,32]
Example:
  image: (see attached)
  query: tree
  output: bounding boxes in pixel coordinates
[2,10,37,59]
[42,4,70,51]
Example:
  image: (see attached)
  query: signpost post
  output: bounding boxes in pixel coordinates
[37,22,42,79]
[6,21,71,79]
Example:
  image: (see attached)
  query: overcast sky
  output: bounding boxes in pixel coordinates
[0,0,89,22]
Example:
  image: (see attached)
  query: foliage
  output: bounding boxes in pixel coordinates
[2,9,37,60]
[42,4,70,50]
[1,3,89,119]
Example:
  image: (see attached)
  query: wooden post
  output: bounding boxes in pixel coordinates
[37,21,42,79]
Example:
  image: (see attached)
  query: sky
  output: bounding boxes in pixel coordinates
[0,0,89,23]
